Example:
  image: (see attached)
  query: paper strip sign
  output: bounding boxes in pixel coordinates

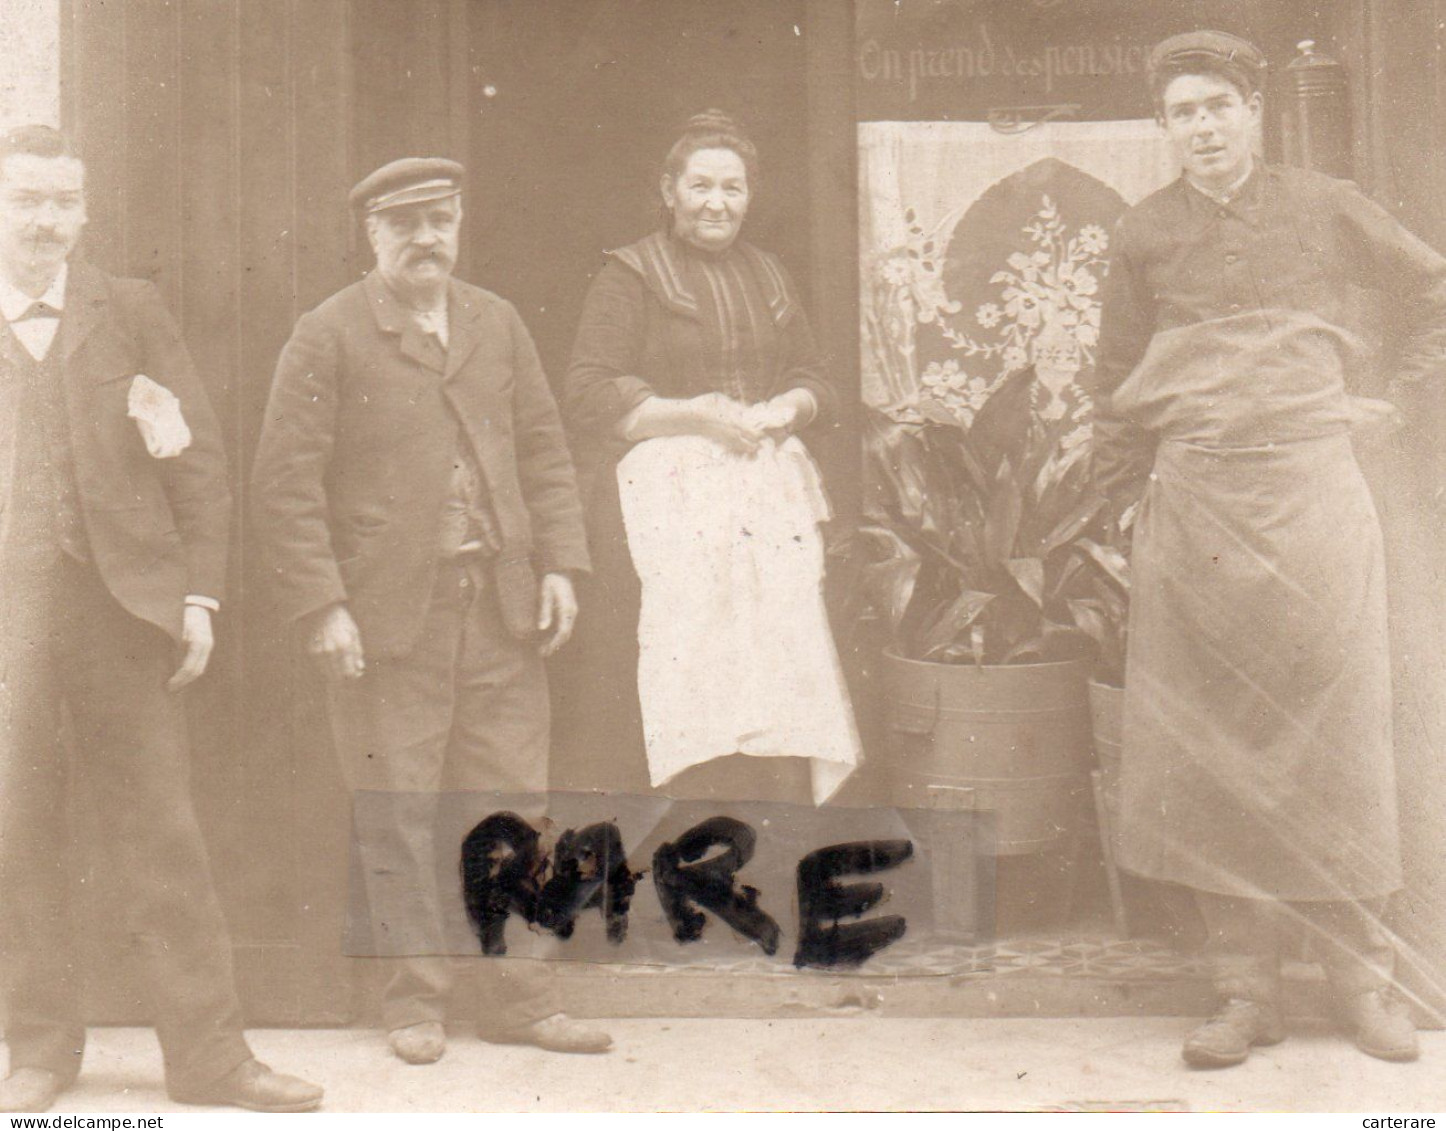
[345,790,996,973]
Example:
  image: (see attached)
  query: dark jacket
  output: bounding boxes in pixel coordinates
[251,271,589,659]
[1090,165,1446,500]
[8,262,231,640]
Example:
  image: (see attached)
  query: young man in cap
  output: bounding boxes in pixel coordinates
[252,157,608,1064]
[1092,30,1446,1068]
[0,125,323,1112]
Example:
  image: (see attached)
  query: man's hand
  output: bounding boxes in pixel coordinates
[537,572,578,657]
[304,602,366,681]
[168,604,215,691]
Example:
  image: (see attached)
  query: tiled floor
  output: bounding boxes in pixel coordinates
[589,931,1211,980]
[862,933,1213,979]
[29,1017,1446,1113]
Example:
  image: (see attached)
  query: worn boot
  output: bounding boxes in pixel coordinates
[482,1013,612,1055]
[388,1021,447,1065]
[1339,989,1419,1062]
[1182,998,1286,1068]
[168,1059,325,1112]
[0,1069,66,1113]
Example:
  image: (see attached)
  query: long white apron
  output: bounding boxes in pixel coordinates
[617,434,860,804]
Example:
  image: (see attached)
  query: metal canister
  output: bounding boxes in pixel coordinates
[1279,39,1353,178]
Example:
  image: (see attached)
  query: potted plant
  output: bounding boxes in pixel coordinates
[857,362,1108,857]
[854,185,1132,871]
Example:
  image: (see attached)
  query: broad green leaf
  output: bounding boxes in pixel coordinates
[1036,489,1107,558]
[1047,553,1088,603]
[1066,596,1112,651]
[1006,557,1045,607]
[863,416,934,531]
[919,589,997,661]
[916,399,962,427]
[983,457,1024,568]
[966,366,1035,477]
[857,525,923,637]
[942,425,992,496]
[1002,635,1046,663]
[1073,537,1131,592]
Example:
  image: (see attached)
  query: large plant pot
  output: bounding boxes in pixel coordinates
[879,651,1093,856]
[1087,678,1124,829]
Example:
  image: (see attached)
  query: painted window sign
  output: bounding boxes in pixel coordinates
[854,0,1167,122]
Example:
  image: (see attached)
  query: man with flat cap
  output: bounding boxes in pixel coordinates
[252,157,608,1063]
[0,124,323,1112]
[1092,30,1446,1067]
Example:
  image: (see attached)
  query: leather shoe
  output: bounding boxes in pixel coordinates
[1339,989,1420,1062]
[0,1068,66,1113]
[1182,998,1285,1068]
[389,1021,447,1065]
[483,1012,613,1054]
[169,1058,324,1112]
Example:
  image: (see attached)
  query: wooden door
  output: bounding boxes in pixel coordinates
[61,0,359,1024]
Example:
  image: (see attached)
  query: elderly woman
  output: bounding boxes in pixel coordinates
[561,111,859,806]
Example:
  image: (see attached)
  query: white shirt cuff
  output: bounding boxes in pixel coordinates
[185,595,220,612]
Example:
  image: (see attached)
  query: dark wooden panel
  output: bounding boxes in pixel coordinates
[216,0,306,1020]
[270,0,359,1026]
[1335,0,1446,1026]
[1357,0,1446,248]
[120,0,184,298]
[289,0,360,318]
[174,0,249,971]
[176,1,241,417]
[350,0,456,174]
[805,0,861,518]
[62,0,128,274]
[61,0,358,1025]
[465,0,814,382]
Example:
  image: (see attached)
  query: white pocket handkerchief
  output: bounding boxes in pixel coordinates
[127,375,192,459]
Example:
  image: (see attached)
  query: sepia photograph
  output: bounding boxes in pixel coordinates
[0,0,1443,1116]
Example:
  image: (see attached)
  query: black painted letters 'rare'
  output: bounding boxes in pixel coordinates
[652,816,783,955]
[794,840,914,969]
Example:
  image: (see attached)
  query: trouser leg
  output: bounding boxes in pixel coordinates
[446,557,555,1029]
[1194,889,1282,1004]
[342,790,452,1031]
[0,564,84,1083]
[328,569,461,1032]
[57,560,251,1092]
[1291,898,1394,998]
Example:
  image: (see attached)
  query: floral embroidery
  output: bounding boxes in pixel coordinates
[864,194,1110,426]
[917,358,999,428]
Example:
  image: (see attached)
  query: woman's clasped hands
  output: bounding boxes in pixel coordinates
[688,389,814,455]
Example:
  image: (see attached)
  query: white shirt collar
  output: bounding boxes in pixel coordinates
[0,263,67,323]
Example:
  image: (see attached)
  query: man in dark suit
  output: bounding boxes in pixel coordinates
[0,125,323,1112]
[252,157,608,1064]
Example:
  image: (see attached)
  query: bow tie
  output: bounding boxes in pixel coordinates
[12,300,61,322]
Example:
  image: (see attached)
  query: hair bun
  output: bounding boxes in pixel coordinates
[686,109,743,135]
[661,108,759,188]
